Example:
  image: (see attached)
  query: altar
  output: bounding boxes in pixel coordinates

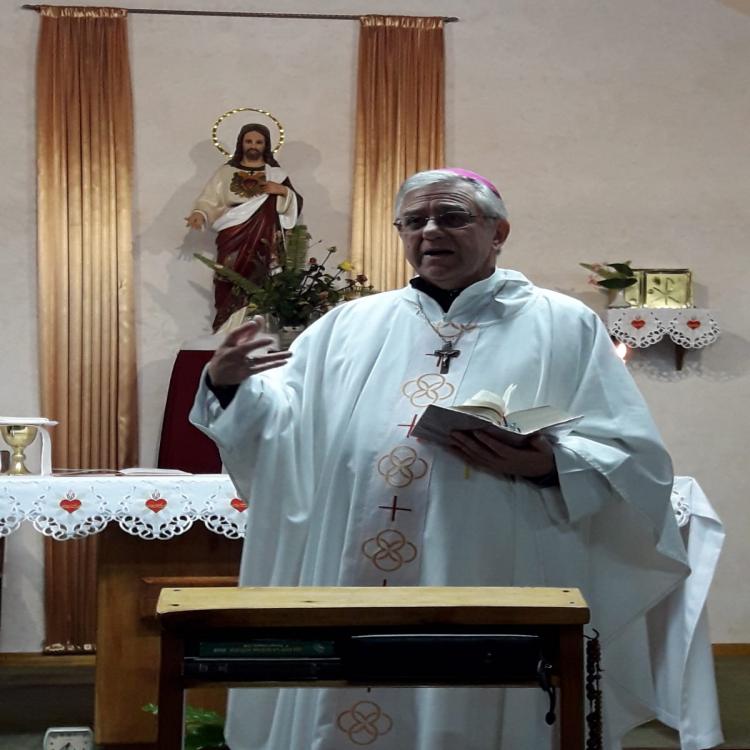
[0,474,246,745]
[0,473,725,749]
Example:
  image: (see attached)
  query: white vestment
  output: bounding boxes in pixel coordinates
[191,269,690,750]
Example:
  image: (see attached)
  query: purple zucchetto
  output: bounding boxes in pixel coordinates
[443,167,502,198]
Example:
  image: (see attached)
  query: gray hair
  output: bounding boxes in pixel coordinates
[394,169,508,222]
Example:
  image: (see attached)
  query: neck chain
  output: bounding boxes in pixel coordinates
[415,297,478,374]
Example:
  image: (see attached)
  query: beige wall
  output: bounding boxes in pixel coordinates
[1,0,748,648]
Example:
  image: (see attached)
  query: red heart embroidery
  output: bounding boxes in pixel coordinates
[230,497,248,512]
[146,498,167,513]
[687,319,701,330]
[59,498,81,513]
[630,319,646,330]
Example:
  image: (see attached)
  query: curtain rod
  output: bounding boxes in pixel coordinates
[21,5,459,21]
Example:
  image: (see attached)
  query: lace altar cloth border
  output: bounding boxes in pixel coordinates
[0,474,248,540]
[606,308,720,348]
[0,473,696,540]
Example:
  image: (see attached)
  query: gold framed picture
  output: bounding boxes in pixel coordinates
[641,269,693,308]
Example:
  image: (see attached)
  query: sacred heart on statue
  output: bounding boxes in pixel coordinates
[687,319,702,330]
[145,495,167,513]
[230,170,266,199]
[630,318,646,330]
[230,497,248,512]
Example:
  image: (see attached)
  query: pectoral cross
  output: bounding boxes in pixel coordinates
[429,341,460,374]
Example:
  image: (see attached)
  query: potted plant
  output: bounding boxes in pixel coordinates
[195,225,374,346]
[580,261,638,307]
[143,703,227,750]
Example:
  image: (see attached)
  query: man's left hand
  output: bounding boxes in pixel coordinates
[448,431,556,480]
[264,181,288,196]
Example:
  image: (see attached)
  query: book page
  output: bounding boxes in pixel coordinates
[505,406,579,435]
[412,405,529,448]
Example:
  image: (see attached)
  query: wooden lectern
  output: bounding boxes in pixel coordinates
[156,586,590,749]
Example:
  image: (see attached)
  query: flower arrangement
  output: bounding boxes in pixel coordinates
[195,225,375,328]
[580,262,638,290]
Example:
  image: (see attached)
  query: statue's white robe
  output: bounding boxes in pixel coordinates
[192,164,298,231]
[191,269,689,750]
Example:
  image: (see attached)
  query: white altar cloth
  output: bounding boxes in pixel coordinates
[0,474,248,540]
[646,476,725,750]
[0,473,725,748]
[606,307,720,349]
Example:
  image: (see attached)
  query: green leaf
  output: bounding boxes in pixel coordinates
[283,225,311,272]
[142,704,226,750]
[581,263,619,279]
[598,277,637,289]
[185,705,225,725]
[184,724,227,750]
[193,254,260,298]
[606,262,634,275]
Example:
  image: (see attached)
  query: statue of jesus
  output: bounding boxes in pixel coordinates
[186,123,303,331]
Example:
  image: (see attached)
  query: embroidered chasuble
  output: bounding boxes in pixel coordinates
[191,269,689,750]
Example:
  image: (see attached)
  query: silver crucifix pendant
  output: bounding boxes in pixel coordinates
[429,341,461,374]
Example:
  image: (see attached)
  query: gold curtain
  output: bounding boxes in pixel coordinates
[350,15,445,291]
[36,5,138,651]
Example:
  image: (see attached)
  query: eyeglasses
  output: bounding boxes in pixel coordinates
[393,210,481,232]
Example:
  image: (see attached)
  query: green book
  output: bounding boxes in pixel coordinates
[196,639,337,659]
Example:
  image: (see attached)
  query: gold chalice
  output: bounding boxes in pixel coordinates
[0,425,38,475]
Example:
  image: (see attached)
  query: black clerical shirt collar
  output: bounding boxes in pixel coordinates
[409,277,466,312]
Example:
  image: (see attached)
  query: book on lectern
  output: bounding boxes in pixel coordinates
[411,387,582,448]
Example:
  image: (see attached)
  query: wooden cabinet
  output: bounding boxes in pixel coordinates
[95,525,241,746]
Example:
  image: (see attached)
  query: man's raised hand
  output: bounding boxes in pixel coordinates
[207,315,292,386]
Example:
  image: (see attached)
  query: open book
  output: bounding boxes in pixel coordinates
[411,389,582,448]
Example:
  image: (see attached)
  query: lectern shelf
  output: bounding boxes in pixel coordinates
[156,586,590,750]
